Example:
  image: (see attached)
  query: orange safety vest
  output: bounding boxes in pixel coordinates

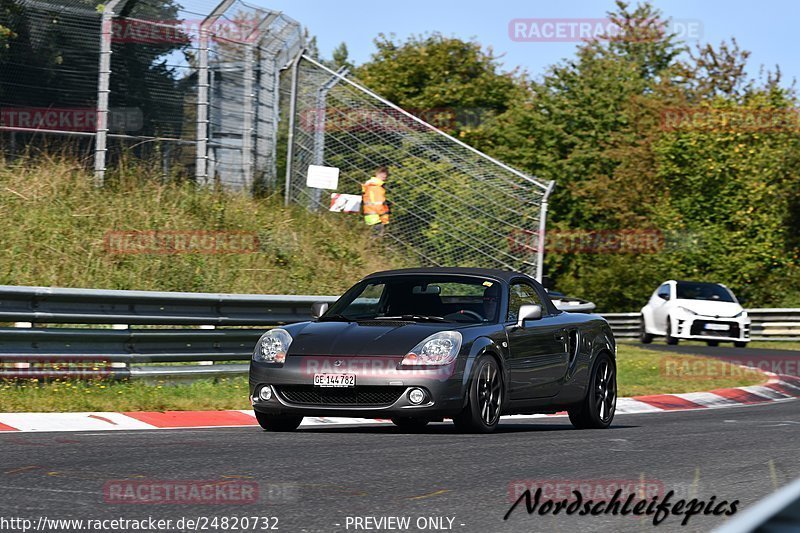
[362,177,389,225]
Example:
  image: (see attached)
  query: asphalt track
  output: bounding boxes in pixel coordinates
[0,343,798,533]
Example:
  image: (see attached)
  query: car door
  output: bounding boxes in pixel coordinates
[505,280,569,399]
[651,283,672,333]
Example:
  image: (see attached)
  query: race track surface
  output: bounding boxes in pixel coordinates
[1,400,798,533]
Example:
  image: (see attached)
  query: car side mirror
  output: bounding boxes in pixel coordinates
[658,293,669,301]
[517,304,542,328]
[311,302,329,319]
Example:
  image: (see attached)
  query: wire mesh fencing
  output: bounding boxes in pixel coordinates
[0,0,103,164]
[1,1,554,275]
[285,55,553,276]
[202,1,302,190]
[0,0,302,190]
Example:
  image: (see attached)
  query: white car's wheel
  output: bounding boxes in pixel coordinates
[665,317,679,345]
[639,315,654,344]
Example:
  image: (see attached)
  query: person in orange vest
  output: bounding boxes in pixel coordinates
[362,166,390,235]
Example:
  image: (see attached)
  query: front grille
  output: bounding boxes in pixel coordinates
[276,385,405,406]
[690,320,740,338]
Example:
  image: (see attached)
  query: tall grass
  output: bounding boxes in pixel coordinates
[0,156,408,294]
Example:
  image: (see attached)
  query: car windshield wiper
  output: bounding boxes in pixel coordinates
[318,313,352,322]
[374,315,448,322]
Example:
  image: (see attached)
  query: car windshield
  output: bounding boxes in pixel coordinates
[322,275,502,323]
[676,282,736,303]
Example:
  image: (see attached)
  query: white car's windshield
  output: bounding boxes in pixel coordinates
[676,282,736,303]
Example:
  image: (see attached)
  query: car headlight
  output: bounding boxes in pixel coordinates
[253,328,292,363]
[733,310,747,318]
[400,331,462,367]
[677,306,698,315]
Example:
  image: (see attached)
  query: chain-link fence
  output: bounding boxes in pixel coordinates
[0,0,301,190]
[0,0,103,163]
[284,55,554,277]
[1,1,554,276]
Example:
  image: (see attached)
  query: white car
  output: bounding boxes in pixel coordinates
[640,280,750,347]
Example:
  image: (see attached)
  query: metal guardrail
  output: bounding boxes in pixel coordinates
[601,310,800,341]
[0,285,336,325]
[0,285,339,379]
[1,285,798,380]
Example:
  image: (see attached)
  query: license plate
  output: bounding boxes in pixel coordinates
[705,323,730,331]
[314,373,356,387]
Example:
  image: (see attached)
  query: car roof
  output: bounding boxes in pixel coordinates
[362,267,533,284]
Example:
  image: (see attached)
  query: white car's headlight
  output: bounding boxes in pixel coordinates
[733,310,748,318]
[401,331,462,367]
[677,306,699,315]
[254,328,292,363]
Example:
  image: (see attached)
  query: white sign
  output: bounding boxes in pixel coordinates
[329,193,362,213]
[306,165,340,190]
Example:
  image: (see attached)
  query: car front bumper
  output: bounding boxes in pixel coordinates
[671,315,751,341]
[249,356,466,419]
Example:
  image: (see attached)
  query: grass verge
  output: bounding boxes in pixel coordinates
[616,344,766,396]
[0,156,408,294]
[0,345,769,412]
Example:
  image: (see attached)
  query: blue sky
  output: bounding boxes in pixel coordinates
[184,0,799,87]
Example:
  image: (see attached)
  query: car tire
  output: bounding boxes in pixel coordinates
[640,315,654,344]
[391,417,430,431]
[254,412,303,432]
[734,341,748,348]
[453,355,503,434]
[568,352,616,430]
[665,317,679,345]
[706,340,719,347]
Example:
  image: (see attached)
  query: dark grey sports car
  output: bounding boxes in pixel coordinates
[249,268,616,433]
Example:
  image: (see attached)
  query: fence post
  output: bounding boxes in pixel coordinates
[309,66,348,210]
[284,49,305,206]
[195,0,236,186]
[536,181,556,282]
[242,43,255,191]
[242,13,279,193]
[255,45,274,190]
[94,0,121,188]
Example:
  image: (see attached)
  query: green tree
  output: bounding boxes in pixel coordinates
[330,41,353,71]
[356,33,521,134]
[473,1,800,310]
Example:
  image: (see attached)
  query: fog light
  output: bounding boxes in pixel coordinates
[258,386,273,401]
[408,388,426,405]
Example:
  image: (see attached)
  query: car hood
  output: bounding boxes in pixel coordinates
[674,299,744,318]
[285,320,475,357]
